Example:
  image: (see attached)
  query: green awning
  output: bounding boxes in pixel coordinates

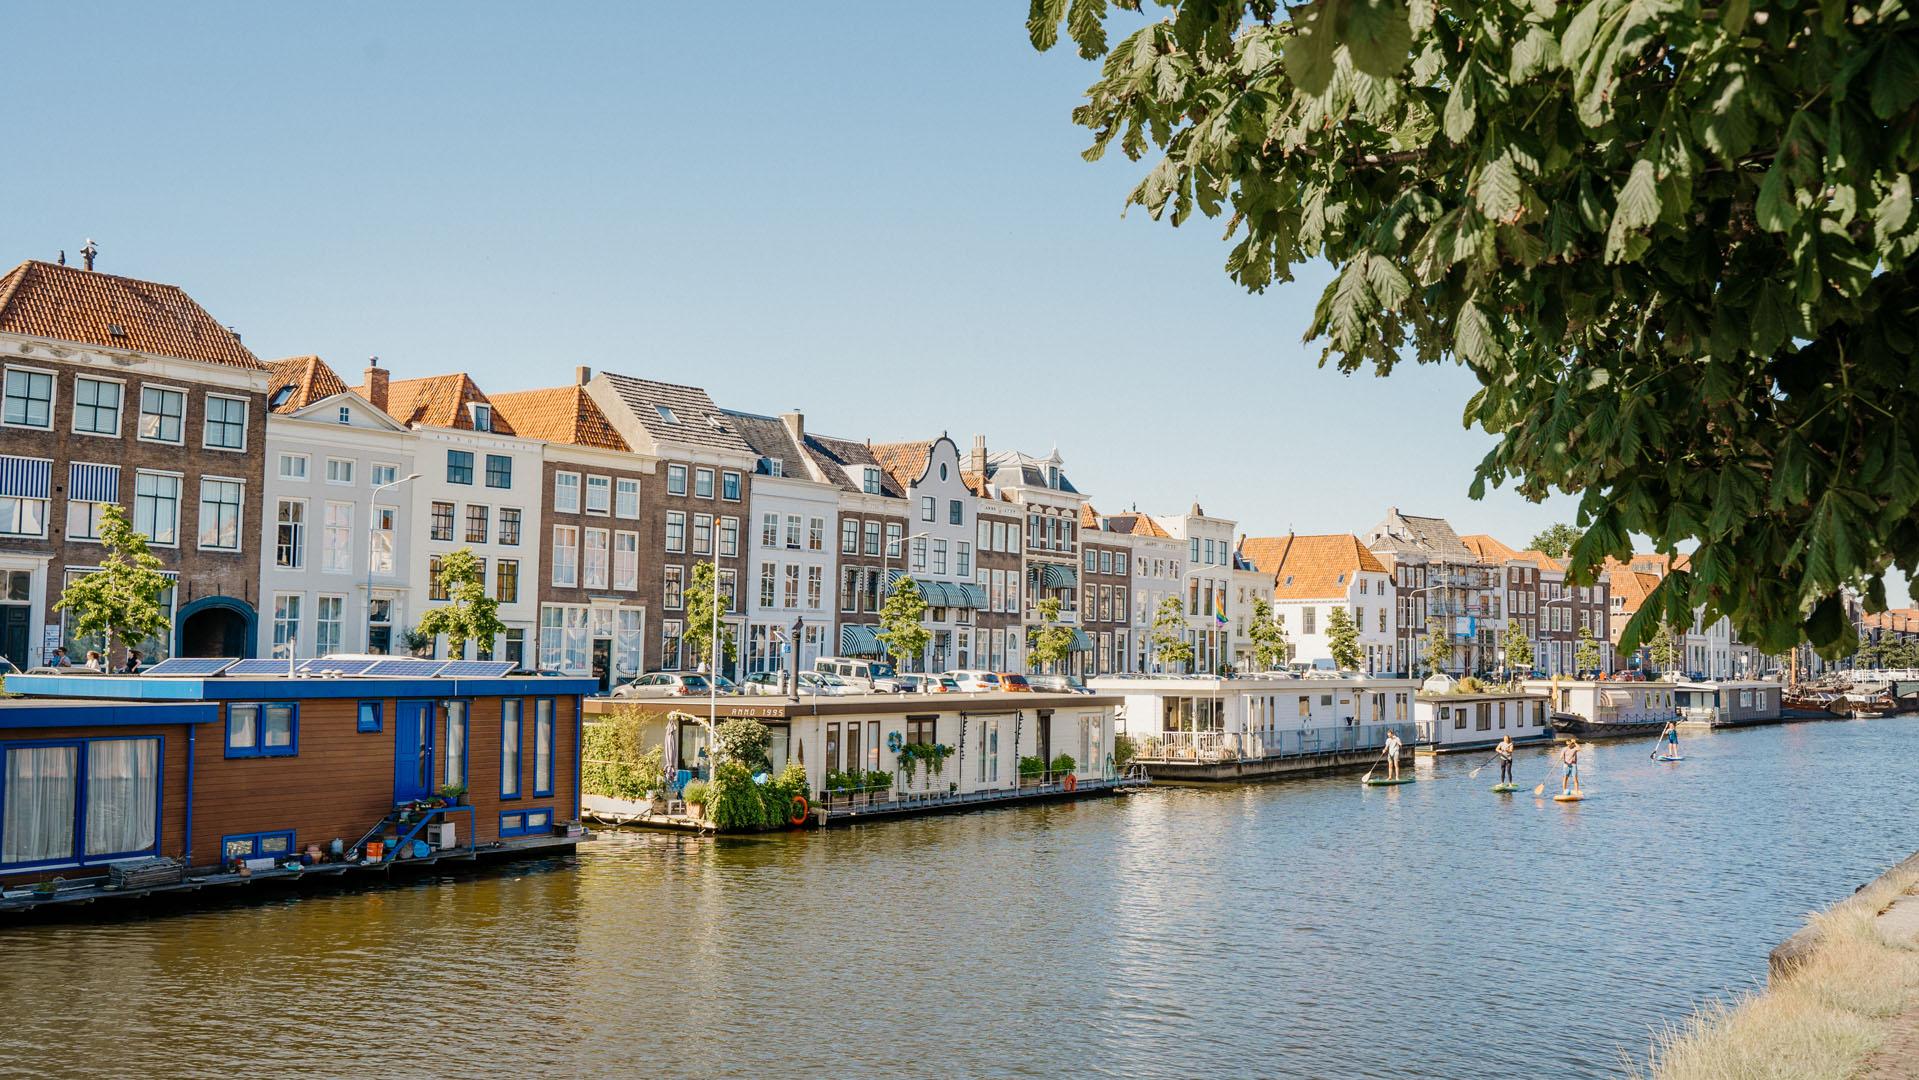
[1041,563,1078,589]
[839,623,882,656]
[1069,628,1095,652]
[913,580,988,609]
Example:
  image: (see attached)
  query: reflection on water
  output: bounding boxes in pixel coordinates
[2,719,1915,1079]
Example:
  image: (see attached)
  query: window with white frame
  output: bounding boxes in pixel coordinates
[784,514,801,549]
[583,527,609,589]
[278,453,308,481]
[721,470,742,501]
[551,525,579,586]
[807,565,823,609]
[665,511,685,552]
[862,467,881,494]
[761,513,779,547]
[719,516,739,557]
[2,367,53,429]
[864,520,881,556]
[133,471,181,545]
[664,566,684,609]
[808,517,824,551]
[761,561,780,607]
[694,468,714,499]
[370,463,398,487]
[315,595,344,654]
[203,394,247,450]
[465,504,489,544]
[369,506,396,575]
[666,464,686,495]
[920,496,935,521]
[614,530,639,590]
[783,564,800,608]
[325,458,354,485]
[198,478,244,551]
[275,499,305,568]
[322,501,353,572]
[554,472,581,514]
[842,518,859,553]
[272,594,302,658]
[693,513,713,555]
[585,474,611,515]
[138,385,185,443]
[71,377,122,435]
[615,477,639,518]
[67,468,114,541]
[957,541,971,576]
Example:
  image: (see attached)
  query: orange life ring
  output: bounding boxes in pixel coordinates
[1063,774,1078,793]
[789,793,809,826]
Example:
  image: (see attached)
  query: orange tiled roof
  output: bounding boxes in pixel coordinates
[266,355,349,413]
[869,440,932,494]
[1242,534,1387,599]
[0,259,262,369]
[1460,533,1523,562]
[1607,569,1664,614]
[1513,548,1566,573]
[489,386,626,451]
[1101,511,1172,539]
[362,373,513,433]
[1861,608,1919,631]
[1079,504,1100,529]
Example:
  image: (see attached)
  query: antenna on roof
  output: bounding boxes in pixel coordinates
[56,250,65,266]
[80,239,97,271]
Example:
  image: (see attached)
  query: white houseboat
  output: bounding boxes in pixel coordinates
[1412,678,1555,753]
[1522,678,1680,739]
[1672,680,1785,727]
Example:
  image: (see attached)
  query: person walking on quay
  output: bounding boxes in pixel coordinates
[1495,733,1515,785]
[83,649,105,672]
[1383,728,1404,781]
[1559,737,1582,796]
[48,646,71,667]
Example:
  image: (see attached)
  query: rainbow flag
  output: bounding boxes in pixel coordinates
[1215,608,1228,627]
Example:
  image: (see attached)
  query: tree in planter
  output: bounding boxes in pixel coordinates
[1151,596,1195,673]
[1325,606,1363,672]
[1247,597,1291,671]
[54,504,172,668]
[681,561,737,673]
[416,547,505,660]
[1503,620,1535,682]
[876,576,930,674]
[1028,596,1077,674]
[1024,2,1919,662]
[1576,625,1607,677]
[1645,622,1679,676]
[1528,524,1581,560]
[1424,618,1452,677]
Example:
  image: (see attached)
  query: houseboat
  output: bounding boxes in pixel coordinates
[1411,680,1555,753]
[581,691,1130,828]
[1672,680,1786,727]
[1085,674,1421,782]
[1522,678,1680,739]
[1,659,595,914]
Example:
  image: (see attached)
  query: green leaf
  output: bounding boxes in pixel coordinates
[1442,66,1477,143]
[1343,0,1414,79]
[1476,152,1523,222]
[1065,0,1109,59]
[1755,160,1799,233]
[1027,0,1067,51]
[1284,0,1344,94]
[1455,301,1499,366]
[1871,39,1919,120]
[1605,158,1659,262]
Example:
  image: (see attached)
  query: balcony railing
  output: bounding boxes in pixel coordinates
[1140,722,1418,763]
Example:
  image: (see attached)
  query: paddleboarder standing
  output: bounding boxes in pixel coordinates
[1559,737,1582,796]
[1657,720,1680,760]
[1383,729,1404,781]
[1495,733,1514,785]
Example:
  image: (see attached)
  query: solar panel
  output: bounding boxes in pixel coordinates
[435,660,516,679]
[227,658,297,676]
[140,657,239,677]
[301,657,381,676]
[362,658,449,678]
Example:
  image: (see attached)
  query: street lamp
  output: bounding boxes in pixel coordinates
[367,472,420,655]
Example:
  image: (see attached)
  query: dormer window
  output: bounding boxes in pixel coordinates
[1047,465,1060,489]
[1284,575,1294,586]
[469,402,493,432]
[1337,573,1346,584]
[765,457,784,477]
[862,467,882,495]
[655,404,679,424]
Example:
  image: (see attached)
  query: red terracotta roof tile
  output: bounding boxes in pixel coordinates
[1242,534,1387,598]
[0,259,262,369]
[266,355,349,413]
[489,386,627,451]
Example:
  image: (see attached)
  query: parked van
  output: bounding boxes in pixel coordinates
[813,656,899,693]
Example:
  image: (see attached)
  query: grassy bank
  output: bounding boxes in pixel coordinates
[1634,859,1919,1080]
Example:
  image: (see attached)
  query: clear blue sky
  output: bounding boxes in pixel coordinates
[8,4,1904,603]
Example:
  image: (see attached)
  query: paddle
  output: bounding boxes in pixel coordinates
[1649,728,1666,760]
[1360,745,1389,785]
[1469,754,1499,779]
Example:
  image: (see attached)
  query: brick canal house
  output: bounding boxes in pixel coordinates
[717,407,840,680]
[0,663,595,911]
[972,450,1026,674]
[979,448,1089,676]
[1077,505,1131,676]
[1087,507,1183,673]
[260,355,419,659]
[0,258,271,668]
[1364,508,1499,676]
[795,424,908,667]
[491,370,659,692]
[587,372,753,676]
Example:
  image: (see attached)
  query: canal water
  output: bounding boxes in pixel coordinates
[2,718,1916,1079]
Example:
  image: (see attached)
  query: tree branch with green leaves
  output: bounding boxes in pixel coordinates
[416,547,505,660]
[53,503,171,666]
[1028,0,1919,659]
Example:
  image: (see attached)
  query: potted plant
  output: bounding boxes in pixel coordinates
[682,779,709,821]
[436,783,466,806]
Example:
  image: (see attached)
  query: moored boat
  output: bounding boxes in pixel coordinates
[1550,711,1669,739]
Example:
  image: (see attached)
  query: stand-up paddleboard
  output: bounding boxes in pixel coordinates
[1553,792,1585,802]
[1656,755,1684,762]
[1491,783,1520,792]
[1362,776,1415,786]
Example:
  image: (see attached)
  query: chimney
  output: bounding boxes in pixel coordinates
[779,409,805,447]
[80,239,97,271]
[363,356,389,412]
[970,433,987,477]
[575,365,591,386]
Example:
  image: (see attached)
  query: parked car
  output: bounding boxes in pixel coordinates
[798,671,858,696]
[814,656,900,693]
[614,672,714,698]
[896,673,959,694]
[998,673,1034,692]
[740,671,788,696]
[945,669,1005,693]
[1026,674,1093,695]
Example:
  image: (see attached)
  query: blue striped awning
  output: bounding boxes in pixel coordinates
[68,463,119,503]
[839,623,882,656]
[1040,563,1078,589]
[0,456,51,499]
[1068,628,1096,652]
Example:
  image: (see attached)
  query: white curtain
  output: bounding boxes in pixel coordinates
[3,745,77,864]
[535,702,553,792]
[85,738,159,856]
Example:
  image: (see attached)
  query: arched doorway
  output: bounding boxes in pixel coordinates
[176,596,257,659]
